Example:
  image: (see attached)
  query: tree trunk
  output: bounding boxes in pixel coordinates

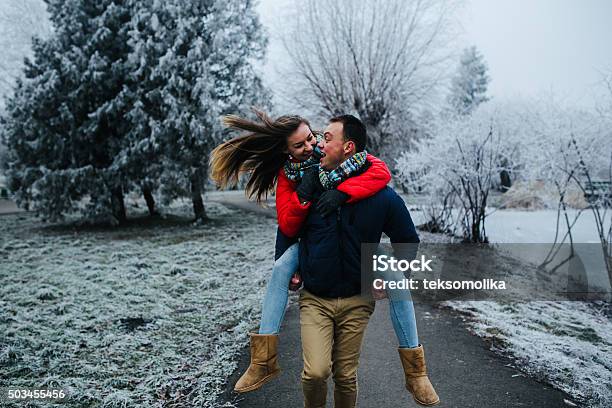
[190,168,207,223]
[111,186,127,225]
[142,186,158,217]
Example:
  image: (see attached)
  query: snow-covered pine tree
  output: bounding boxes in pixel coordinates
[147,0,269,222]
[121,0,176,217]
[448,46,491,116]
[1,0,134,223]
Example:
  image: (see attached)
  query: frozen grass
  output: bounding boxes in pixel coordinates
[0,201,276,407]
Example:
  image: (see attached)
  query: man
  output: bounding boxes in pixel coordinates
[294,115,439,407]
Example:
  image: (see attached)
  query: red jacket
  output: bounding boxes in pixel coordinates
[276,154,391,237]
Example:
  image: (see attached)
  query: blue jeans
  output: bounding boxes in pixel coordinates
[259,243,300,334]
[385,275,420,348]
[259,243,420,348]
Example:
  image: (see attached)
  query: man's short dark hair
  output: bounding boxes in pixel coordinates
[329,114,367,152]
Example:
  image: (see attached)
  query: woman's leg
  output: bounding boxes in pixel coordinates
[382,271,439,405]
[258,243,300,334]
[235,242,299,393]
[388,296,419,348]
[380,269,419,348]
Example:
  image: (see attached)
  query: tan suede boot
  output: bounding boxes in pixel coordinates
[398,345,440,406]
[234,333,281,393]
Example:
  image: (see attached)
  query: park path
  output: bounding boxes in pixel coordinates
[213,191,577,408]
[0,199,24,215]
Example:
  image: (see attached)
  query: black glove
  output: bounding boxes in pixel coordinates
[316,190,349,217]
[312,144,324,160]
[296,167,320,203]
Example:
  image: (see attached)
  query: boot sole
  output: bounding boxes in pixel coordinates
[413,396,440,406]
[234,369,281,394]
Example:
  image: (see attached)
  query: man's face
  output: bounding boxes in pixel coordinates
[320,121,354,171]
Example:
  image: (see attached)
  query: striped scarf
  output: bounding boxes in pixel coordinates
[319,150,368,190]
[283,156,319,182]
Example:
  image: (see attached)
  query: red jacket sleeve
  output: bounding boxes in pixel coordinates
[276,169,311,237]
[337,154,391,203]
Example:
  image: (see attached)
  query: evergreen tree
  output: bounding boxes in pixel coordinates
[1,0,133,223]
[137,0,269,222]
[448,46,491,115]
[1,0,269,224]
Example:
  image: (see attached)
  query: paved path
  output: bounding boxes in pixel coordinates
[214,193,577,408]
[0,199,25,215]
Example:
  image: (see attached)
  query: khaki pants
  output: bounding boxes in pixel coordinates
[299,290,375,408]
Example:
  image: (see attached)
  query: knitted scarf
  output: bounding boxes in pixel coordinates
[283,155,320,182]
[319,150,368,190]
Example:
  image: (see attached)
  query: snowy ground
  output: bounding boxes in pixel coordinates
[0,201,277,407]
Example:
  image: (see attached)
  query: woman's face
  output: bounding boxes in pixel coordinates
[286,122,317,161]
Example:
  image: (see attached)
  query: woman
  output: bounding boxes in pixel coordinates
[209,110,439,406]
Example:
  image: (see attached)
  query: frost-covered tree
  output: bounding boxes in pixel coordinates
[137,0,269,222]
[448,46,490,116]
[280,0,458,156]
[528,99,612,284]
[1,0,134,223]
[1,0,269,224]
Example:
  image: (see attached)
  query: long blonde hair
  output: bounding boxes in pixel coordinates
[210,109,311,203]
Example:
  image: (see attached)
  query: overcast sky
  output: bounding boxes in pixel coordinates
[257,0,612,109]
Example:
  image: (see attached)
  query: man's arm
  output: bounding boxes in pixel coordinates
[337,154,391,203]
[382,191,420,264]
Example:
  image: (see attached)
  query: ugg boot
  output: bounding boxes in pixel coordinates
[398,345,440,406]
[234,333,281,393]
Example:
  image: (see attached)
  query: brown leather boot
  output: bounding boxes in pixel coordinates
[302,380,327,408]
[334,388,357,408]
[234,333,281,393]
[398,345,440,406]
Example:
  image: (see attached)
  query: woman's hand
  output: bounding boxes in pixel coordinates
[316,190,349,217]
[288,272,303,291]
[296,167,320,203]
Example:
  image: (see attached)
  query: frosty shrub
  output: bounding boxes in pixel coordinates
[396,103,526,242]
[518,97,611,280]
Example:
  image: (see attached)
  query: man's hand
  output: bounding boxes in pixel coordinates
[296,167,320,203]
[288,272,303,291]
[316,190,349,217]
